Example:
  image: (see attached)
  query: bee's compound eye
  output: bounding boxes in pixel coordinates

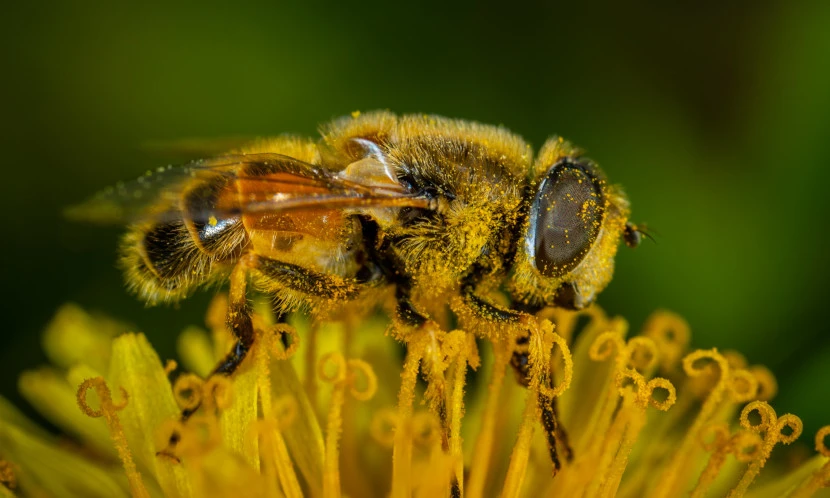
[529,159,604,278]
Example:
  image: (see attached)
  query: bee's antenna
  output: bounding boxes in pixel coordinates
[639,226,658,245]
[624,222,658,248]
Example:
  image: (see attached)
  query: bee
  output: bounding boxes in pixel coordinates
[72,111,642,472]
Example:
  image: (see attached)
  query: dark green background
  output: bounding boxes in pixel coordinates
[3,2,829,436]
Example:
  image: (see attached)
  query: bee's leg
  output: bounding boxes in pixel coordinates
[461,282,574,474]
[510,330,573,475]
[179,260,255,422]
[182,256,357,421]
[541,387,572,462]
[395,284,430,327]
[211,260,256,376]
[254,257,363,300]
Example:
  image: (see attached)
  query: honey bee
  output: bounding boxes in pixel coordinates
[72,111,642,472]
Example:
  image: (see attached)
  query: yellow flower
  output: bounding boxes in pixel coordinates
[1,299,829,498]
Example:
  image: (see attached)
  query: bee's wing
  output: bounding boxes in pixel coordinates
[67,153,427,225]
[66,157,236,224]
[140,136,256,161]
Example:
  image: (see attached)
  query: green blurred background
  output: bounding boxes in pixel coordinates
[2,1,829,436]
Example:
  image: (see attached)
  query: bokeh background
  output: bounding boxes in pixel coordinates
[2,1,829,437]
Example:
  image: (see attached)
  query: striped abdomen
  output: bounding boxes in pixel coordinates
[121,175,248,304]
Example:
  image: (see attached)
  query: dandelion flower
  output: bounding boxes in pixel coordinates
[0,300,828,497]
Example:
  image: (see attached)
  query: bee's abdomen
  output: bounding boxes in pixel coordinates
[121,177,248,304]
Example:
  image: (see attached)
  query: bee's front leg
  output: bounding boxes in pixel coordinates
[394,284,432,328]
[460,280,574,475]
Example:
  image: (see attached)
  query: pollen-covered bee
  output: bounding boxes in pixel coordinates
[72,111,643,471]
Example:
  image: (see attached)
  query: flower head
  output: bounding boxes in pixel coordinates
[0,300,828,497]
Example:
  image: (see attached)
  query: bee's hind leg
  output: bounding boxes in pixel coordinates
[159,259,255,456]
[181,259,255,421]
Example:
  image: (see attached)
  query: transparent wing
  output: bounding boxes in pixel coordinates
[66,153,427,225]
[140,136,255,161]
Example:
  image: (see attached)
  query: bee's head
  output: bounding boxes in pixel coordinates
[508,137,631,311]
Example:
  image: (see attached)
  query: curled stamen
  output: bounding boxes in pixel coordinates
[642,310,690,346]
[732,431,763,463]
[723,350,748,370]
[728,369,759,403]
[589,331,625,362]
[503,318,557,497]
[692,423,733,498]
[683,349,729,381]
[270,323,300,360]
[699,423,730,452]
[740,401,776,433]
[748,365,778,402]
[318,352,347,384]
[172,373,204,412]
[319,354,376,497]
[615,368,646,398]
[788,426,830,498]
[76,377,148,498]
[729,402,803,498]
[816,426,830,457]
[642,310,690,373]
[645,378,677,411]
[626,336,659,373]
[346,359,378,401]
[77,378,129,417]
[540,325,573,399]
[370,409,399,448]
[203,375,233,410]
[654,350,731,498]
[776,414,803,445]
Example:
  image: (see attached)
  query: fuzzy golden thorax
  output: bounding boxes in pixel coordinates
[380,119,530,298]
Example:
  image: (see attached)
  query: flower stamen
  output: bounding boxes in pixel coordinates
[727,401,803,498]
[77,377,149,498]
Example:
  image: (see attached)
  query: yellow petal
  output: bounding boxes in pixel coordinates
[186,448,266,498]
[0,397,50,441]
[108,333,194,498]
[0,416,129,497]
[270,348,325,495]
[41,303,124,373]
[176,326,216,378]
[219,354,260,471]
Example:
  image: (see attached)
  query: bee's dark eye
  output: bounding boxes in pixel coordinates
[528,159,605,278]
